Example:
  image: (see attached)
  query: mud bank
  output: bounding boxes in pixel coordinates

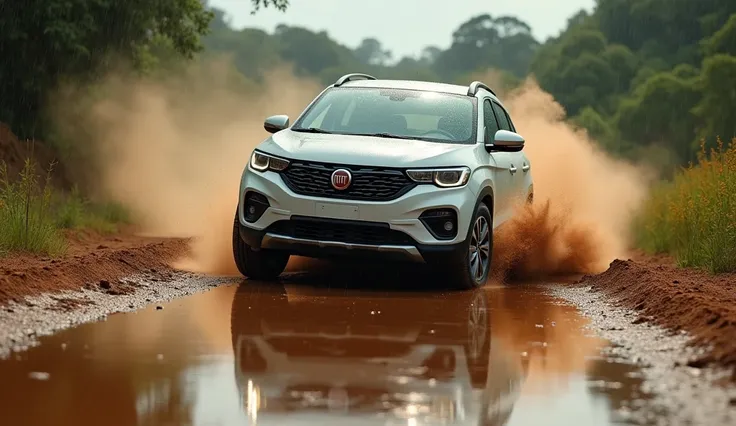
[552,283,736,426]
[578,257,736,379]
[551,255,736,425]
[0,232,190,306]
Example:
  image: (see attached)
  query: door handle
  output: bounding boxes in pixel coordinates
[509,164,517,174]
[522,163,530,172]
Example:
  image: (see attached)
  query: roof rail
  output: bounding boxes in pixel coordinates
[334,73,377,87]
[467,81,497,97]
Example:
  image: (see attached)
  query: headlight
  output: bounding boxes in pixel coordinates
[250,151,289,172]
[406,167,471,188]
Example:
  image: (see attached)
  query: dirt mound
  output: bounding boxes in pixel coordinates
[0,233,189,306]
[581,258,736,378]
[0,122,70,188]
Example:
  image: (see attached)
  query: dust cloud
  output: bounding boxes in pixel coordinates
[53,61,322,275]
[53,65,648,280]
[491,79,649,280]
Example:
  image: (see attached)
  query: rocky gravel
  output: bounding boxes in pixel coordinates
[551,284,736,426]
[0,271,232,359]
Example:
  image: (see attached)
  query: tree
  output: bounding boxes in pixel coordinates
[596,0,734,66]
[249,0,290,13]
[0,0,289,138]
[353,38,393,66]
[615,71,702,163]
[274,25,348,76]
[694,54,736,145]
[434,14,539,80]
[703,13,736,56]
[419,46,443,66]
[571,106,618,151]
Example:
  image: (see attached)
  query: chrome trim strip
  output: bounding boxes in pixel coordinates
[261,233,425,262]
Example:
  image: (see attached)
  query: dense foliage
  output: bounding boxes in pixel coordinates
[0,0,286,139]
[201,10,537,89]
[530,0,736,167]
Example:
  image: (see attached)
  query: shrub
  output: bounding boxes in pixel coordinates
[0,158,67,256]
[634,137,736,273]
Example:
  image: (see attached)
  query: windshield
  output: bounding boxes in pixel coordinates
[292,87,477,144]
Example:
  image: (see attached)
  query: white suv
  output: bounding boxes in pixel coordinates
[233,73,533,288]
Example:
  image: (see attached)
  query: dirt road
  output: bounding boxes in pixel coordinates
[0,262,734,425]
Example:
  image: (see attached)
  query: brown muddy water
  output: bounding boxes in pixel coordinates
[0,267,650,426]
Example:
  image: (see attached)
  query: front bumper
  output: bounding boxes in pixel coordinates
[239,219,465,264]
[238,165,476,263]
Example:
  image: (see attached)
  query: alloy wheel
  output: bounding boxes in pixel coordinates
[468,215,491,283]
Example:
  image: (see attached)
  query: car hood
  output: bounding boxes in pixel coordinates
[258,129,477,168]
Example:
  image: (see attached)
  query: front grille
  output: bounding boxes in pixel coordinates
[281,161,416,201]
[267,216,414,246]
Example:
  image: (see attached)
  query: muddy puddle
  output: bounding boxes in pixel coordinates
[0,266,652,425]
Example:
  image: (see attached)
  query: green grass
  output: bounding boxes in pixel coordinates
[55,185,132,234]
[634,137,736,273]
[0,159,67,256]
[0,156,132,257]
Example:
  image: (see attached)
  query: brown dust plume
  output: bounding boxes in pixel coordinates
[53,62,322,275]
[54,67,648,280]
[491,79,649,280]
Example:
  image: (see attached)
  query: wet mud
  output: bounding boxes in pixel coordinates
[0,264,652,426]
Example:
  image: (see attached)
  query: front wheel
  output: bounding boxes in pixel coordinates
[443,203,493,289]
[232,208,289,280]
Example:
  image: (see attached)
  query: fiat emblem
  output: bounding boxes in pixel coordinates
[331,169,352,190]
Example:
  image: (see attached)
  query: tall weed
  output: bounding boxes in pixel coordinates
[635,137,736,272]
[0,157,67,256]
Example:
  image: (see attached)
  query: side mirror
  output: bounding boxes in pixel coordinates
[264,114,290,134]
[485,129,525,152]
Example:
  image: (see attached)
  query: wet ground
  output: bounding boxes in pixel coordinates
[0,264,653,426]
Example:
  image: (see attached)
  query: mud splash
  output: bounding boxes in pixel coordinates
[492,80,649,279]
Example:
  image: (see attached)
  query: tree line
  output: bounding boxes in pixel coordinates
[532,0,735,167]
[1,0,734,171]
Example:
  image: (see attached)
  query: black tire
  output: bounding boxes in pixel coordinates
[443,202,493,290]
[232,208,289,280]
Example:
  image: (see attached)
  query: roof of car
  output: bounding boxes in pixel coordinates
[339,79,498,99]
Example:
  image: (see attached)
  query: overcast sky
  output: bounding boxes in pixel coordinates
[208,0,595,59]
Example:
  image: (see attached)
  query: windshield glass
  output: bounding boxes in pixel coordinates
[292,87,477,144]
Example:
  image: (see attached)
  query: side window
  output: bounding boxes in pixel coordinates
[504,109,516,132]
[483,99,500,141]
[491,102,511,131]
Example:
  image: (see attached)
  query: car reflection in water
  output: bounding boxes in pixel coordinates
[230,282,530,425]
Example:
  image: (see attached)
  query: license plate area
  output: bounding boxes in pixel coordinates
[316,202,360,220]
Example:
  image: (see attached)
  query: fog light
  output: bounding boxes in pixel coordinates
[244,191,269,223]
[419,208,458,241]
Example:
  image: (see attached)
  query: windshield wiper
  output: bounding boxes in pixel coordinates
[363,132,402,138]
[292,127,333,134]
[357,132,425,141]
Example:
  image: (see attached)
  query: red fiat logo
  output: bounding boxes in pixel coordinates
[331,169,352,190]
